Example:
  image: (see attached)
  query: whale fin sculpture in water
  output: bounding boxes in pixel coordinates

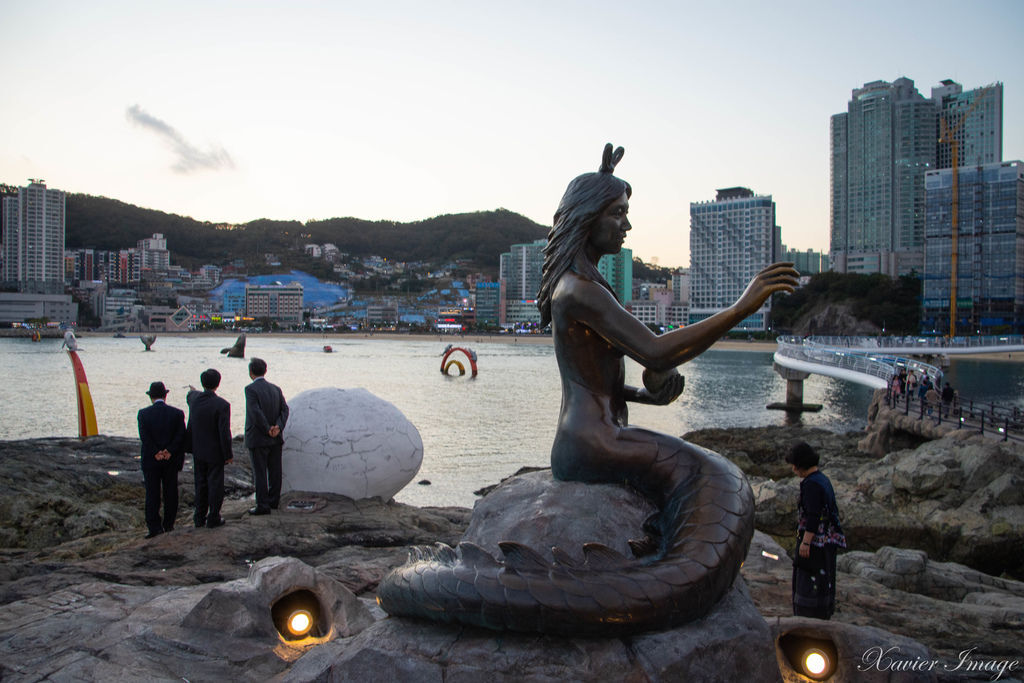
[376,145,799,636]
[220,333,246,358]
[140,335,156,351]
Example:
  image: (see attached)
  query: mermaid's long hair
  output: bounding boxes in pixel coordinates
[537,143,631,328]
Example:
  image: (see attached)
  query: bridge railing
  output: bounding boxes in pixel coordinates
[804,334,1023,350]
[776,336,1022,443]
[776,337,898,383]
[886,389,1024,444]
[776,337,943,385]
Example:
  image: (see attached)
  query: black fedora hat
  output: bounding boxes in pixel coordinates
[146,381,169,398]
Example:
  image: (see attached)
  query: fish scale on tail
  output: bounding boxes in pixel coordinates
[376,443,754,637]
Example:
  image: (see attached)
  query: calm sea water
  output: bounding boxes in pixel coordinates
[3,334,1021,507]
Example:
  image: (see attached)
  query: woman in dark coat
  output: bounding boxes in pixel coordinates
[787,441,847,619]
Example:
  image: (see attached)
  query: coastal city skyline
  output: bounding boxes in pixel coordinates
[2,1,1023,269]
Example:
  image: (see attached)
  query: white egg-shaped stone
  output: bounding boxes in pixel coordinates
[281,387,423,501]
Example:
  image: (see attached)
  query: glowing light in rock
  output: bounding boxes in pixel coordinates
[287,609,312,637]
[804,648,829,677]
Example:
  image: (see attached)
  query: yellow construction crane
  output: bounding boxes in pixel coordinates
[937,83,996,337]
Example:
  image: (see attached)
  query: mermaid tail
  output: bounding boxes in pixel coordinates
[376,445,754,636]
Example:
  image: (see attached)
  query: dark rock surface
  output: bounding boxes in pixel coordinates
[771,617,936,683]
[860,389,958,456]
[0,435,254,551]
[0,436,469,606]
[684,425,871,480]
[745,429,1024,578]
[747,531,1024,667]
[285,579,778,683]
[2,431,1022,680]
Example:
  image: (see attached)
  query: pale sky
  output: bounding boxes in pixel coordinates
[2,0,1021,269]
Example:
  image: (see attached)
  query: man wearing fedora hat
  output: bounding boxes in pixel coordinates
[138,381,187,539]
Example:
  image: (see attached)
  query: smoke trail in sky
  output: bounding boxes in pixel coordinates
[126,104,234,174]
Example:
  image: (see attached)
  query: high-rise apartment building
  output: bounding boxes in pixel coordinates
[70,248,97,283]
[597,248,633,305]
[473,281,503,326]
[689,187,778,331]
[932,80,1003,169]
[499,239,633,326]
[831,78,1004,278]
[831,78,935,276]
[137,233,170,274]
[671,269,689,305]
[500,239,545,301]
[782,246,829,275]
[499,239,545,325]
[1,180,66,294]
[922,161,1023,335]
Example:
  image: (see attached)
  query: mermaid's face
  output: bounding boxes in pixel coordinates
[588,192,631,258]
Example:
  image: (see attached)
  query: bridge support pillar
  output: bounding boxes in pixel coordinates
[767,363,823,413]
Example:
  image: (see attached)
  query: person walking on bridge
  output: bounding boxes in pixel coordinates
[941,382,956,417]
[917,375,932,403]
[925,383,940,417]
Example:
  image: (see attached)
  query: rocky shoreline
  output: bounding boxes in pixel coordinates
[1,426,1022,680]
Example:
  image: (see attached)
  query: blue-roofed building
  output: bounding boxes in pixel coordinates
[210,271,348,310]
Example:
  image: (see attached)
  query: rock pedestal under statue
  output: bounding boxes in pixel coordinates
[283,471,780,682]
[282,387,423,501]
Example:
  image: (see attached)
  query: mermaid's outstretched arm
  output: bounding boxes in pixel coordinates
[560,262,798,372]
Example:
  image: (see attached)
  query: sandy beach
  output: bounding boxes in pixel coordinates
[84,330,782,353]
[14,328,1022,361]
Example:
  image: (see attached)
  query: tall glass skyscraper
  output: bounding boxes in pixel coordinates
[922,161,1023,335]
[499,238,545,325]
[689,187,778,331]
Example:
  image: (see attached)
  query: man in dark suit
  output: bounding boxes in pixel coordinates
[244,357,289,515]
[186,368,233,528]
[137,381,187,539]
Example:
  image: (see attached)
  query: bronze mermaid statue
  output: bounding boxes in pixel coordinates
[376,144,798,636]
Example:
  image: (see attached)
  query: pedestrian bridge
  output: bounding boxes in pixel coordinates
[770,335,1024,442]
[791,334,1024,357]
[772,334,1024,390]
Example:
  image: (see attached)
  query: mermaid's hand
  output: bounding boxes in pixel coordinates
[735,262,798,316]
[640,368,684,405]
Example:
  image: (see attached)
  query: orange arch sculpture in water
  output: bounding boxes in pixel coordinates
[440,345,478,378]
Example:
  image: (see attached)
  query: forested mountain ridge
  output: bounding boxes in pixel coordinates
[64,193,550,274]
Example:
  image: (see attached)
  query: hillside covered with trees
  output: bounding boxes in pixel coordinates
[770,271,922,335]
[64,194,549,277]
